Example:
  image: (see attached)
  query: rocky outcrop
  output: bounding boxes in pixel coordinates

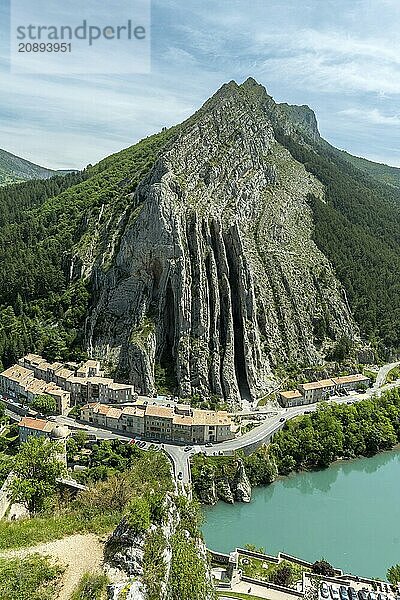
[105,516,146,576]
[105,494,214,600]
[232,459,252,503]
[215,478,234,504]
[196,477,218,505]
[86,78,359,404]
[193,457,256,505]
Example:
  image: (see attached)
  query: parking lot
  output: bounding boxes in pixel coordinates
[319,579,398,600]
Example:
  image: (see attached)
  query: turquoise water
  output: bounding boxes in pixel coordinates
[202,450,400,579]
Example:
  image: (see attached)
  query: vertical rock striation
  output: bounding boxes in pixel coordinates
[87,78,359,404]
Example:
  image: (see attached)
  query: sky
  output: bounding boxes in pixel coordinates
[1,0,400,170]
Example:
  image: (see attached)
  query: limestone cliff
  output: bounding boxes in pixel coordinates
[86,78,359,403]
[105,494,215,600]
[192,457,258,505]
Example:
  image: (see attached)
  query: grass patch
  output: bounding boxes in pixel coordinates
[0,553,63,600]
[0,511,121,550]
[70,572,109,600]
[237,554,308,587]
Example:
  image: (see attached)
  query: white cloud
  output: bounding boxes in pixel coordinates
[339,108,400,126]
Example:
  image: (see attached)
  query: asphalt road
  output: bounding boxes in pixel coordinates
[373,361,400,389]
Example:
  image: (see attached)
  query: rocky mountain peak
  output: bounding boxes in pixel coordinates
[86,79,358,404]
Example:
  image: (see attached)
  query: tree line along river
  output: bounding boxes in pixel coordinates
[202,448,400,579]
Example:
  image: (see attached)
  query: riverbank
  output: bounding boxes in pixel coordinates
[192,388,400,505]
[202,447,400,579]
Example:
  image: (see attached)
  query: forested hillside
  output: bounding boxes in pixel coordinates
[274,129,400,356]
[0,128,178,369]
[339,150,400,189]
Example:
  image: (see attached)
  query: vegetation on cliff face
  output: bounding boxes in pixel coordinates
[191,447,277,504]
[0,128,178,370]
[0,78,398,392]
[273,128,400,356]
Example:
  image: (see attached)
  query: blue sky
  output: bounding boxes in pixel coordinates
[1,0,400,169]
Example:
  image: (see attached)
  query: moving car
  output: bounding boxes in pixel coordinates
[205,442,213,447]
[279,417,286,422]
[177,472,183,480]
[184,446,193,452]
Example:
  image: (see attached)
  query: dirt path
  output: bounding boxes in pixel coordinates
[0,533,104,600]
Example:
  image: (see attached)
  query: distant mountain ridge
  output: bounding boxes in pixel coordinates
[339,150,400,189]
[0,148,73,186]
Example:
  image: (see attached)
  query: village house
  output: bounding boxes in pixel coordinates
[298,378,336,403]
[278,389,304,408]
[16,355,138,407]
[279,373,371,407]
[332,373,370,392]
[80,402,234,444]
[119,406,146,436]
[18,417,70,463]
[0,363,71,414]
[18,416,70,443]
[0,364,34,400]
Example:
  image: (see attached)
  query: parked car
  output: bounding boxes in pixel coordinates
[304,410,311,414]
[330,587,340,600]
[348,587,358,600]
[358,590,368,600]
[205,442,213,447]
[377,594,387,600]
[340,586,349,600]
[369,593,377,600]
[320,582,329,598]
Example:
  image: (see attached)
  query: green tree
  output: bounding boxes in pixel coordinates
[328,336,353,362]
[9,436,65,513]
[30,394,57,415]
[387,564,400,585]
[271,563,293,587]
[312,559,335,577]
[127,497,151,534]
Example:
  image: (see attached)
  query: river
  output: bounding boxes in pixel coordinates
[202,449,400,579]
